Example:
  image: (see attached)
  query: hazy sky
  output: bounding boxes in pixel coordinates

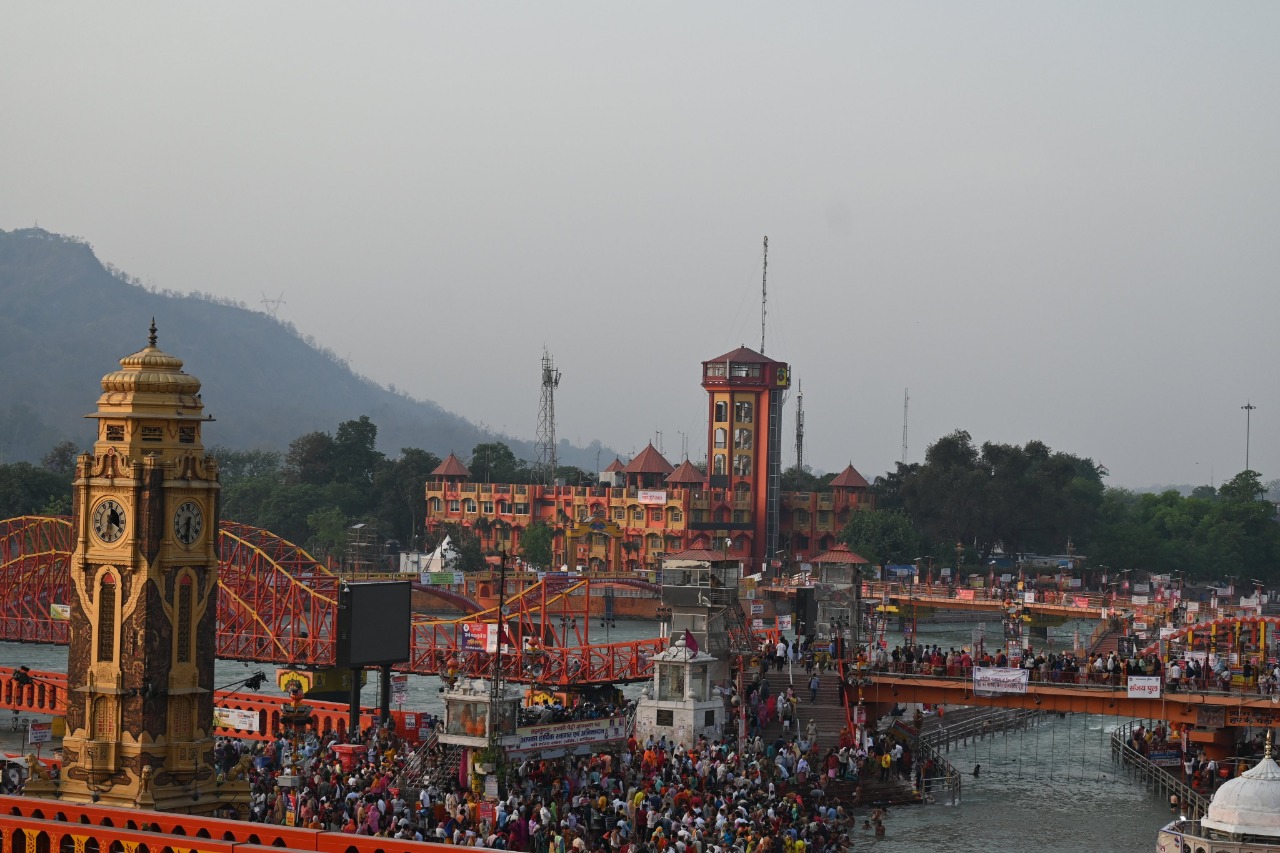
[4,3,1278,489]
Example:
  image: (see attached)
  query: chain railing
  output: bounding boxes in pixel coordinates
[1110,719,1209,819]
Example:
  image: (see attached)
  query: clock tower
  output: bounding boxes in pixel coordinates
[55,321,225,812]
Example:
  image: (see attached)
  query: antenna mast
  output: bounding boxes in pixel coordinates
[760,236,768,354]
[901,388,909,465]
[795,380,805,472]
[535,348,562,485]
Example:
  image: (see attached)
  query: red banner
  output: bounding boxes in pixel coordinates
[956,589,975,600]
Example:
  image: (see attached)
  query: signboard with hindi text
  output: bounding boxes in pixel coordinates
[460,622,498,653]
[972,667,1029,697]
[1127,676,1161,698]
[637,490,667,505]
[778,615,792,631]
[507,715,627,754]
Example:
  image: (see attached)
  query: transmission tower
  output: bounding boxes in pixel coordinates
[261,292,286,319]
[535,349,562,485]
[794,380,805,471]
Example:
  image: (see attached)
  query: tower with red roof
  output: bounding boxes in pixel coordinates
[700,345,790,572]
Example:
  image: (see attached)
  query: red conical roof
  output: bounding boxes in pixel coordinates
[812,543,869,564]
[830,464,870,489]
[431,452,471,479]
[604,457,626,473]
[665,459,708,486]
[705,345,781,365]
[623,443,674,475]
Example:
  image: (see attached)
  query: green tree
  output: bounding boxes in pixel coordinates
[520,521,554,568]
[41,440,80,476]
[284,431,338,486]
[374,448,442,549]
[469,441,530,484]
[0,462,72,518]
[781,464,823,493]
[838,509,923,566]
[333,416,383,485]
[306,506,348,558]
[209,446,282,480]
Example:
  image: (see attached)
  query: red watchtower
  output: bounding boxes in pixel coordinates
[700,346,790,574]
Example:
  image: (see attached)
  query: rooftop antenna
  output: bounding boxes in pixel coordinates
[760,236,769,354]
[902,388,910,465]
[794,380,805,472]
[535,348,561,485]
[261,292,286,320]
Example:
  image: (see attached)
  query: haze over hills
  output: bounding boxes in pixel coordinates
[0,228,616,469]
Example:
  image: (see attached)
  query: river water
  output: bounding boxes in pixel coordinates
[0,614,1171,851]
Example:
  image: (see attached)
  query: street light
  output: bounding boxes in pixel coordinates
[1243,401,1257,471]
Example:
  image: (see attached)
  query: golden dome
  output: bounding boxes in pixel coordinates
[99,319,202,396]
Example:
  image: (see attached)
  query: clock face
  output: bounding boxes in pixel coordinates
[92,499,127,544]
[173,501,204,545]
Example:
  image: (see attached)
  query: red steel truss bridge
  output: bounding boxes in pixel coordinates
[0,516,665,686]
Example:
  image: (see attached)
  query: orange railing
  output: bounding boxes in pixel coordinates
[0,666,421,744]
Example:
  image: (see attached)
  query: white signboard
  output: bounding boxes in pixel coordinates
[1128,676,1162,698]
[391,674,409,705]
[750,602,764,615]
[752,618,764,630]
[637,490,667,505]
[1023,592,1036,604]
[214,707,261,732]
[778,615,792,631]
[1131,595,1149,605]
[1000,574,1013,584]
[973,667,1029,696]
[507,715,628,754]
[1134,583,1150,594]
[27,722,51,744]
[1185,602,1200,613]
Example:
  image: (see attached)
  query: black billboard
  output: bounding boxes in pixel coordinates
[336,581,412,668]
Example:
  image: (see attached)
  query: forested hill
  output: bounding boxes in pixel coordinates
[0,228,611,466]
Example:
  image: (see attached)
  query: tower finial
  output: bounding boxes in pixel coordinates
[148,318,157,348]
[1267,729,1274,760]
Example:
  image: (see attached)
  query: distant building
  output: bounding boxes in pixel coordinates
[424,346,874,573]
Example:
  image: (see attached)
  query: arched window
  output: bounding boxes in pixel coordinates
[97,573,117,662]
[733,455,752,477]
[714,402,728,423]
[714,428,727,449]
[733,428,752,450]
[175,576,193,664]
[496,500,508,515]
[462,498,477,514]
[734,401,753,423]
[713,455,726,476]
[645,533,662,552]
[428,497,442,513]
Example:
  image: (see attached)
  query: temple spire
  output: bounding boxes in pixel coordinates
[148,317,157,348]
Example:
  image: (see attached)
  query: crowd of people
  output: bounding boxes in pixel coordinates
[199,706,915,850]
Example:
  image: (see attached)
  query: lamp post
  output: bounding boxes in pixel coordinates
[1243,401,1257,471]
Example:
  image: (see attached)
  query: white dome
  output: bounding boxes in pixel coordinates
[1202,755,1280,837]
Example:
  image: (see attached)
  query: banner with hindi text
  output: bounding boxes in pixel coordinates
[972,667,1029,697]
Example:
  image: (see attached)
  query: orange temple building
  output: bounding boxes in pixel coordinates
[424,346,874,576]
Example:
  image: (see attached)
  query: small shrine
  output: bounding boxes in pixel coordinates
[633,635,723,746]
